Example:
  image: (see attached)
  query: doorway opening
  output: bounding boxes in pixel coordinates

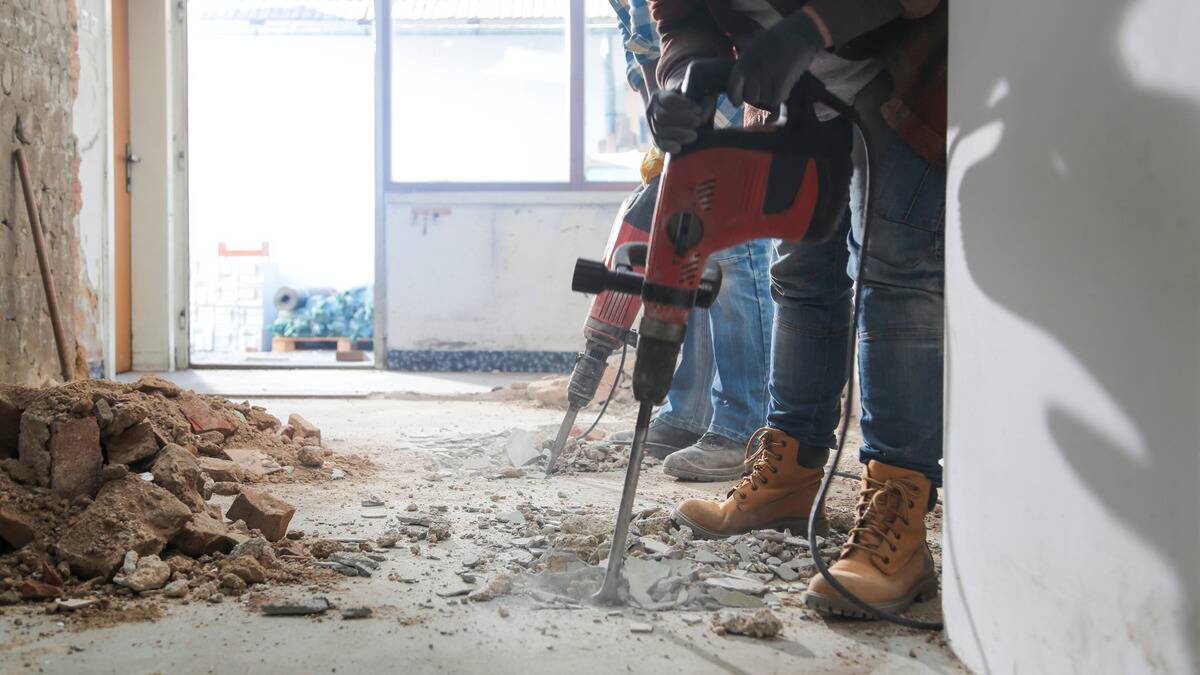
[186,1,376,368]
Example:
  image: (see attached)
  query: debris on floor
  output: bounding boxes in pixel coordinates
[0,377,367,623]
[713,607,783,638]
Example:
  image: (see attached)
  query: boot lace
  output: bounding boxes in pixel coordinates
[727,428,785,508]
[844,476,920,566]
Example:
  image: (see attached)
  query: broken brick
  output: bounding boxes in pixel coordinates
[179,396,236,437]
[171,511,245,557]
[56,476,192,579]
[286,414,321,445]
[0,507,35,549]
[104,421,159,465]
[19,579,63,600]
[225,488,295,542]
[41,559,63,587]
[48,417,102,499]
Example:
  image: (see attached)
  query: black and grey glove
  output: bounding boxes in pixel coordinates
[646,88,713,154]
[728,12,827,109]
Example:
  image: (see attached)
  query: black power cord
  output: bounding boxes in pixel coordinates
[807,93,945,632]
[577,343,628,442]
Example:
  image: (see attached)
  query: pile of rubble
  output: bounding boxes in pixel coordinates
[0,377,362,613]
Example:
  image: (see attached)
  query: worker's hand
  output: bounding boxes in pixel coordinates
[646,89,711,154]
[728,11,827,109]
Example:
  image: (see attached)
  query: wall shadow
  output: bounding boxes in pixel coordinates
[953,0,1199,670]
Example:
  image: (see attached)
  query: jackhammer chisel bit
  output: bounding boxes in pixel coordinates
[592,400,653,605]
[543,407,579,477]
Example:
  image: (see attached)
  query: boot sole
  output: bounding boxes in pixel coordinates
[662,461,744,482]
[671,507,830,541]
[802,574,939,620]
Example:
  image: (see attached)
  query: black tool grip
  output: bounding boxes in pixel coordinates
[572,258,644,296]
[681,58,735,103]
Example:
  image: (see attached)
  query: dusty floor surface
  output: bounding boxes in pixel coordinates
[1,374,966,675]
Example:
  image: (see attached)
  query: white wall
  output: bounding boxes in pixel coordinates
[945,0,1200,673]
[72,0,112,375]
[384,192,625,353]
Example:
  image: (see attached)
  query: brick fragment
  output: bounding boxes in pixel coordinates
[0,507,35,549]
[179,397,236,437]
[48,417,102,499]
[225,488,295,542]
[19,579,62,600]
[286,414,321,445]
[105,421,159,465]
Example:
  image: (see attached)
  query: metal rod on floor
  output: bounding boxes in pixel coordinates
[14,147,74,382]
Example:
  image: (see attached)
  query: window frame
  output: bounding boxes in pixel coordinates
[378,0,639,192]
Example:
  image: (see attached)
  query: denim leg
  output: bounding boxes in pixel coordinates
[850,130,946,487]
[766,212,855,449]
[704,239,777,445]
[656,307,715,435]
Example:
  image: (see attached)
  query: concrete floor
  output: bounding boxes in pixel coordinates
[1,373,965,674]
[114,368,536,398]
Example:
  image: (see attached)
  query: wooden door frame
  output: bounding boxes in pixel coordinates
[111,0,131,373]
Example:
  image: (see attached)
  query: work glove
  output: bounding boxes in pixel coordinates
[646,88,713,154]
[728,11,827,109]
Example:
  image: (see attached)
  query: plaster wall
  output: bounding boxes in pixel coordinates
[944,0,1200,672]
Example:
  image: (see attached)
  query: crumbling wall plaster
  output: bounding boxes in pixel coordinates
[1,0,98,385]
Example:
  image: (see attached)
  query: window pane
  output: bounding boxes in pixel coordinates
[584,2,650,183]
[390,3,569,183]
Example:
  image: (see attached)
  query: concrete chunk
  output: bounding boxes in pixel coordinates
[56,476,192,579]
[179,396,235,437]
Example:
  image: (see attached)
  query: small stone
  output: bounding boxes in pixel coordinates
[681,614,703,625]
[691,550,724,565]
[163,580,189,598]
[221,556,267,584]
[210,481,240,496]
[297,446,324,468]
[53,598,98,611]
[262,596,330,616]
[121,551,140,575]
[715,608,782,639]
[330,468,345,480]
[468,573,514,602]
[123,555,171,592]
[629,622,654,634]
[220,573,247,592]
[498,606,510,618]
[342,606,372,620]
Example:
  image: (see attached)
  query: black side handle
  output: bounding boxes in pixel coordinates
[681,58,735,103]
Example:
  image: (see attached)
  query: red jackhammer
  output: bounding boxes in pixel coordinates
[570,59,854,605]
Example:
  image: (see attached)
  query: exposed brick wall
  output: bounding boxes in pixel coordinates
[0,0,87,385]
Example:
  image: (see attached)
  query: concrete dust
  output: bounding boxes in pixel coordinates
[1,392,962,674]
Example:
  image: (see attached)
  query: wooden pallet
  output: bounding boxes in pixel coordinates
[271,336,365,353]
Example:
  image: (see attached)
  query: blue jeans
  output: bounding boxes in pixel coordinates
[767,83,945,486]
[657,239,776,445]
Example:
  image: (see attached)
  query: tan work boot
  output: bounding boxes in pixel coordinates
[671,428,829,540]
[804,460,938,618]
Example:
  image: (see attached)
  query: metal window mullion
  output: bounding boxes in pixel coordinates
[568,0,585,188]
